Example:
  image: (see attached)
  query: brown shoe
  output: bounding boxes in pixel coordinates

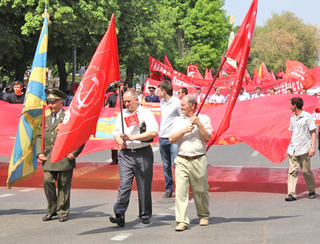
[175,223,188,231]
[42,212,57,221]
[59,216,69,222]
[199,218,209,226]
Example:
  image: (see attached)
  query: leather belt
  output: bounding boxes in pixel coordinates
[178,154,205,160]
[122,146,148,153]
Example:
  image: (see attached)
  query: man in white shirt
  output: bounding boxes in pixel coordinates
[169,95,212,231]
[110,89,159,226]
[285,97,316,201]
[238,87,250,101]
[158,81,181,198]
[209,87,226,103]
[251,86,265,99]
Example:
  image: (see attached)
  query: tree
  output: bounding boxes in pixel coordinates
[248,11,320,73]
[0,2,38,84]
[117,0,166,86]
[168,0,232,73]
[1,0,119,91]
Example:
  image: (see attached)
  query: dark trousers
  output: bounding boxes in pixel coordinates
[114,145,153,220]
[111,150,118,163]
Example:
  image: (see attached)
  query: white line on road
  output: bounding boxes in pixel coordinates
[0,194,14,198]
[20,188,36,192]
[110,233,133,241]
[154,213,171,218]
[251,150,259,157]
[133,222,151,229]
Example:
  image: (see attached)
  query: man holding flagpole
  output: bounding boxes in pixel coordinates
[37,88,84,222]
[110,89,158,227]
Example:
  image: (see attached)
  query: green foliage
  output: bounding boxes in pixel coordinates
[249,11,320,73]
[176,0,231,72]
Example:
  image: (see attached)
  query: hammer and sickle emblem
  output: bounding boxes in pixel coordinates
[76,75,99,109]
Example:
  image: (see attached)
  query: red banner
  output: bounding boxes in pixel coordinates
[1,95,319,164]
[50,14,120,163]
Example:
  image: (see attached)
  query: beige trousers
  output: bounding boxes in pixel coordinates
[287,153,315,197]
[175,155,209,225]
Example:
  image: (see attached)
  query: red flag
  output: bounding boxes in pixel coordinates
[50,14,120,162]
[148,70,164,81]
[164,54,173,69]
[207,0,258,149]
[187,64,204,79]
[252,68,262,84]
[286,60,316,89]
[221,54,237,75]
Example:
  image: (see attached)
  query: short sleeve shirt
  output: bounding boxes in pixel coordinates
[113,105,159,149]
[287,110,316,156]
[171,114,213,156]
[159,96,181,138]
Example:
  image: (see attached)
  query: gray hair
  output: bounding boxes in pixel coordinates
[124,88,138,99]
[184,95,198,108]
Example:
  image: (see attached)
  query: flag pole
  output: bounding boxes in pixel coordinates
[119,85,125,134]
[196,57,227,115]
[41,104,46,152]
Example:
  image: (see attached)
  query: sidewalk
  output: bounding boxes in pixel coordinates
[1,161,320,194]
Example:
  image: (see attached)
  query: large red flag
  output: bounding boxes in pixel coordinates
[207,0,258,149]
[286,60,316,89]
[50,14,120,162]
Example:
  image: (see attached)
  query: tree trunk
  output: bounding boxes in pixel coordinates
[126,65,134,88]
[57,57,68,92]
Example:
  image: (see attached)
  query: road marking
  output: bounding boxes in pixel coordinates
[133,222,151,228]
[0,194,14,198]
[110,233,132,241]
[251,150,259,157]
[154,213,171,218]
[20,188,36,192]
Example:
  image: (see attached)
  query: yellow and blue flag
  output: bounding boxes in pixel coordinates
[7,13,49,189]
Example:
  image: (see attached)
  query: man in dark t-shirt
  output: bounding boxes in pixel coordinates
[6,81,25,104]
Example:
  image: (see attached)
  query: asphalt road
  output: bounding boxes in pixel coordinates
[2,143,320,243]
[1,186,320,244]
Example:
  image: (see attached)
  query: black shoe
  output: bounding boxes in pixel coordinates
[42,212,57,221]
[141,218,150,224]
[285,194,296,201]
[308,192,316,199]
[109,215,125,227]
[163,191,172,198]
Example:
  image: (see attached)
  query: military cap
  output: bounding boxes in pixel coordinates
[45,88,67,101]
[148,86,156,91]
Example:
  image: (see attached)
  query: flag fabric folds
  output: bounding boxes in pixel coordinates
[50,14,120,163]
[207,0,258,150]
[7,14,49,188]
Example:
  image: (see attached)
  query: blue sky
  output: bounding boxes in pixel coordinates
[222,0,320,27]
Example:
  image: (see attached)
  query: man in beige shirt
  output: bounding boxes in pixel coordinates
[169,95,212,231]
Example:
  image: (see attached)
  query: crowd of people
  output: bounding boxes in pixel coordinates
[1,79,318,232]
